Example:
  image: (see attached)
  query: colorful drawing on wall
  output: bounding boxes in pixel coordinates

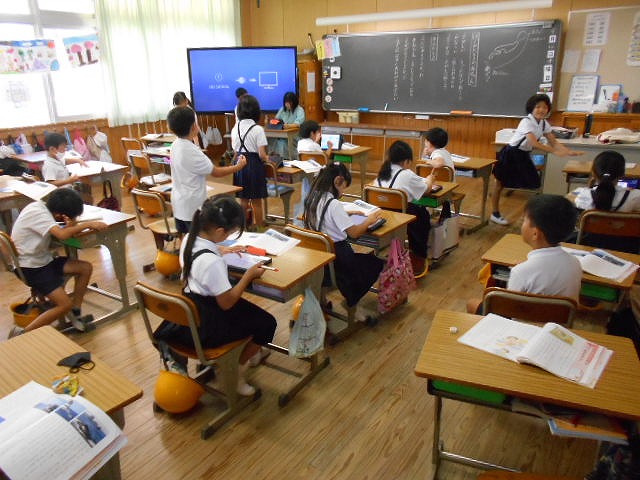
[0,40,59,74]
[63,34,99,68]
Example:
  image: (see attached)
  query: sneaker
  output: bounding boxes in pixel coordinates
[8,326,25,339]
[158,341,188,375]
[248,347,271,367]
[66,312,87,332]
[237,362,256,396]
[490,213,509,225]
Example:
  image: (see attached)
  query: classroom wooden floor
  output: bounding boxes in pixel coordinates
[1,173,606,480]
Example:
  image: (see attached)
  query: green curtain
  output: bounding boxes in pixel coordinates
[95,0,240,126]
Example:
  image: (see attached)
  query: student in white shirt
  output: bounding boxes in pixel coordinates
[154,197,276,395]
[492,94,582,225]
[42,132,86,187]
[9,188,107,337]
[375,140,435,278]
[422,127,454,175]
[297,120,332,158]
[304,163,384,320]
[167,106,245,234]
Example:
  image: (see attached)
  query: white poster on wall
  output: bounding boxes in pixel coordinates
[567,75,599,111]
[584,12,610,47]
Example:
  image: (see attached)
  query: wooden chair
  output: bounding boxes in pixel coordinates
[120,137,170,189]
[363,185,408,212]
[133,281,259,439]
[298,151,328,166]
[576,209,640,254]
[284,224,371,344]
[481,287,577,328]
[264,162,295,225]
[130,188,180,274]
[416,163,465,214]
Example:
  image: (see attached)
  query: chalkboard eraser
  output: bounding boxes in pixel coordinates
[358,107,369,112]
[450,110,473,115]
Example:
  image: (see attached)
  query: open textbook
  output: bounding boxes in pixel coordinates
[562,247,639,282]
[458,314,612,388]
[223,252,272,272]
[226,229,300,256]
[340,199,380,216]
[0,381,126,480]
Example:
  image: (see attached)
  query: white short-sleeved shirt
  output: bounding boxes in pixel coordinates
[42,155,70,182]
[507,246,582,300]
[376,164,427,202]
[231,119,268,153]
[11,201,58,268]
[170,138,213,222]
[574,185,640,213]
[297,138,322,153]
[509,114,552,152]
[430,148,455,176]
[180,235,232,297]
[311,193,354,242]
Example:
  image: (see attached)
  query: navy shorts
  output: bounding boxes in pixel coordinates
[21,256,69,296]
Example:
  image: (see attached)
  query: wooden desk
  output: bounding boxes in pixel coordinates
[140,133,176,144]
[264,126,300,161]
[149,181,242,200]
[0,179,31,232]
[0,326,142,480]
[414,310,640,476]
[482,233,640,305]
[412,181,459,208]
[346,208,416,254]
[562,159,640,192]
[230,246,335,406]
[331,146,373,197]
[11,153,127,205]
[451,157,497,232]
[60,206,137,326]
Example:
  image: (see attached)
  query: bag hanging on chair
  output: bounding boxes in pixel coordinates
[96,180,120,211]
[428,201,460,260]
[289,287,326,358]
[378,238,416,314]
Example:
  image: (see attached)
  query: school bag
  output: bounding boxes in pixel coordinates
[96,180,120,211]
[377,238,416,314]
[428,200,460,260]
[72,130,91,162]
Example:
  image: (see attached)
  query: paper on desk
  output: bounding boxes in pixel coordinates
[451,153,470,163]
[13,181,57,201]
[563,247,639,282]
[288,160,322,173]
[77,204,104,222]
[340,142,358,150]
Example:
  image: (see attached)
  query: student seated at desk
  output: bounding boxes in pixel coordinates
[43,132,87,187]
[304,163,384,320]
[9,188,107,337]
[421,127,454,175]
[297,120,331,158]
[270,91,305,159]
[155,197,276,396]
[375,140,435,278]
[168,106,246,234]
[467,194,581,313]
[574,150,640,213]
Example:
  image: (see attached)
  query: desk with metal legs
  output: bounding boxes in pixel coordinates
[451,157,496,233]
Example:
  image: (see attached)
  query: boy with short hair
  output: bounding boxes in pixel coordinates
[422,127,453,173]
[167,106,246,234]
[9,188,107,337]
[42,132,87,187]
[297,120,332,157]
[467,194,581,313]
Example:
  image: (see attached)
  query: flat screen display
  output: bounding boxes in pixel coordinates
[187,46,298,113]
[321,133,342,150]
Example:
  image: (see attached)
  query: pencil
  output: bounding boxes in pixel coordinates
[260,265,279,271]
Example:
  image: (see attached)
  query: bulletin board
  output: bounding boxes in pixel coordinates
[557,6,640,111]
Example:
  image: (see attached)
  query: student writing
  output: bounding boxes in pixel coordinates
[168,106,246,234]
[155,197,276,396]
[492,94,582,225]
[375,140,434,278]
[304,163,384,320]
[9,188,107,337]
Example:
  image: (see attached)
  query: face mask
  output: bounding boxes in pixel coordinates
[55,152,65,161]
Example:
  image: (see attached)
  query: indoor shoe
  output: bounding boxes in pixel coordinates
[248,347,271,367]
[490,213,509,226]
[66,312,87,332]
[237,380,256,396]
[8,326,25,339]
[409,253,428,279]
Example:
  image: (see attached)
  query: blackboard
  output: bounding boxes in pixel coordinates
[322,21,562,117]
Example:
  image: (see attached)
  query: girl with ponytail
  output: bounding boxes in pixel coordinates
[158,196,276,396]
[304,163,385,319]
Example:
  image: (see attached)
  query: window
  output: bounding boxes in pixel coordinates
[0,1,104,128]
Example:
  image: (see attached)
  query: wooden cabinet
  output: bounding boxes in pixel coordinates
[297,56,322,123]
[561,112,640,136]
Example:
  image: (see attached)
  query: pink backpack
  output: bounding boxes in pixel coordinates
[73,130,91,162]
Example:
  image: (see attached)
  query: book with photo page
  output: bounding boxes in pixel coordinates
[0,381,126,480]
[458,314,613,388]
[226,229,299,256]
[223,252,272,272]
[340,199,380,216]
[562,247,639,282]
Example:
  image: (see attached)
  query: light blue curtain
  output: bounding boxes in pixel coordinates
[95,0,240,126]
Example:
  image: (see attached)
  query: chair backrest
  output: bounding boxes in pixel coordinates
[130,188,173,232]
[263,161,278,181]
[415,163,454,182]
[134,281,210,362]
[298,151,328,166]
[121,137,144,162]
[481,287,577,327]
[577,210,640,253]
[0,231,26,283]
[363,185,408,212]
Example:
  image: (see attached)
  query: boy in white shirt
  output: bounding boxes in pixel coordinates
[9,188,107,337]
[297,120,332,158]
[42,132,86,187]
[422,127,454,174]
